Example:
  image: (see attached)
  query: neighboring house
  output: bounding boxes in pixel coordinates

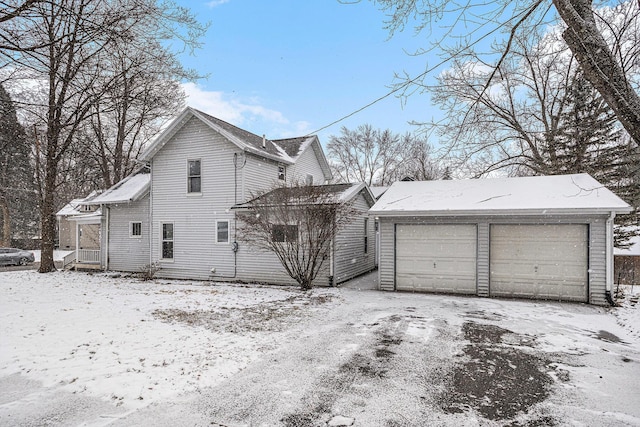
[614,229,640,286]
[56,192,101,261]
[82,107,375,286]
[370,174,632,305]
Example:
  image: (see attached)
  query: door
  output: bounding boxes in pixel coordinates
[395,224,477,293]
[490,224,588,302]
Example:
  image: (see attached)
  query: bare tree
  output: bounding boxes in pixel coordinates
[371,0,640,147]
[327,125,441,185]
[0,0,206,272]
[237,183,358,290]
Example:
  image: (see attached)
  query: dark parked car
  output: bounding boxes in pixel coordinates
[0,247,35,266]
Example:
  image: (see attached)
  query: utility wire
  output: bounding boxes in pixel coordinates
[306,5,535,136]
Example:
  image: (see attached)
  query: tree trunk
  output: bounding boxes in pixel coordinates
[0,197,10,247]
[553,0,640,147]
[38,163,57,272]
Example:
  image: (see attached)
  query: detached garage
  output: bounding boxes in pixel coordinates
[370,174,632,305]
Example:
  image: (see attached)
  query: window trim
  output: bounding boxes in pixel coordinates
[187,159,202,195]
[160,222,175,261]
[129,221,142,238]
[216,220,230,244]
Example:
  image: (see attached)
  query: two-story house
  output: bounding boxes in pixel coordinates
[83,107,376,286]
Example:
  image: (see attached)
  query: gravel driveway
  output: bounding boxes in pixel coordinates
[1,271,639,426]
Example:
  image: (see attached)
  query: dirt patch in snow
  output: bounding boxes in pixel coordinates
[153,293,336,333]
[439,321,555,423]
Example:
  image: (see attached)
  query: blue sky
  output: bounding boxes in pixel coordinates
[173,0,440,144]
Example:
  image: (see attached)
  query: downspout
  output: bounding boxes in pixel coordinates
[605,211,616,306]
[104,205,109,271]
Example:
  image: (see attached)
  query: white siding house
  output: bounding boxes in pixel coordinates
[370,174,632,305]
[88,107,374,286]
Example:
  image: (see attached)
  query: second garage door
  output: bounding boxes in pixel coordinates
[396,224,477,293]
[490,224,588,302]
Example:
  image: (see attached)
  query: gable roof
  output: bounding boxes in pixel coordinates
[87,173,150,205]
[142,107,322,166]
[56,191,100,217]
[232,182,375,210]
[370,173,632,217]
[273,135,333,182]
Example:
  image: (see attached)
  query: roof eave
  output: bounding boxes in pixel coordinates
[369,207,633,217]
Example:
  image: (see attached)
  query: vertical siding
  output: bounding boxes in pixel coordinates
[378,219,395,291]
[287,144,327,184]
[477,222,490,297]
[589,219,607,305]
[333,193,376,284]
[150,116,238,280]
[107,196,150,272]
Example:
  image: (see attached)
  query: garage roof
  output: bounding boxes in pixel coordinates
[369,173,632,217]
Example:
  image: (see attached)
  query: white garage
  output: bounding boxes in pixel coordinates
[370,173,632,305]
[396,224,477,293]
[489,224,588,302]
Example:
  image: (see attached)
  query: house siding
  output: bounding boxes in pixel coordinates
[150,116,238,280]
[288,144,327,184]
[241,154,281,201]
[333,192,376,284]
[377,214,609,305]
[106,196,150,272]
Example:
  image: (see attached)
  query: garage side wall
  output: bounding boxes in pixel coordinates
[377,215,609,305]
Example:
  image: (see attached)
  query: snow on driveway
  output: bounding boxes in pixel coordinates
[1,271,639,426]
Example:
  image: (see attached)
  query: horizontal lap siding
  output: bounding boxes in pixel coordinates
[589,218,607,305]
[241,154,281,201]
[151,117,237,280]
[287,145,327,184]
[107,196,150,272]
[334,194,375,284]
[378,219,395,291]
[377,215,609,304]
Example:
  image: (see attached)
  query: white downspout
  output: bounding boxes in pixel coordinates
[605,211,616,304]
[104,206,109,271]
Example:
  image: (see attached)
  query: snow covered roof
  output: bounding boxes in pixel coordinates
[87,173,150,205]
[56,191,100,217]
[370,186,389,199]
[232,182,375,210]
[370,173,632,217]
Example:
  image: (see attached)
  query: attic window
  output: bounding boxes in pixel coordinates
[278,165,286,181]
[305,174,313,185]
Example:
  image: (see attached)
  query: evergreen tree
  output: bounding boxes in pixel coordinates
[0,84,36,247]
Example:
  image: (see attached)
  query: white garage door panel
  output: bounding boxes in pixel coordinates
[396,224,477,293]
[490,224,588,302]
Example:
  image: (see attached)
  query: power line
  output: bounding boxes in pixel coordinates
[306,5,537,136]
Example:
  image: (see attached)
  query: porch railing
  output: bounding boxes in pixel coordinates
[62,251,76,268]
[77,249,100,264]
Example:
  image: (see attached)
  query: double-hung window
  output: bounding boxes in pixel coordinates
[216,220,229,243]
[278,165,286,181]
[161,222,174,260]
[188,159,201,193]
[272,224,298,243]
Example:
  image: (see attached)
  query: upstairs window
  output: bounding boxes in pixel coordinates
[272,224,298,243]
[188,159,201,193]
[278,165,286,181]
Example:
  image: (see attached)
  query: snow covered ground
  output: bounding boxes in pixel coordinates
[1,271,639,426]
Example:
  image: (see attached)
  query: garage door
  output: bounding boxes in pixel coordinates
[490,224,588,302]
[396,224,477,293]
